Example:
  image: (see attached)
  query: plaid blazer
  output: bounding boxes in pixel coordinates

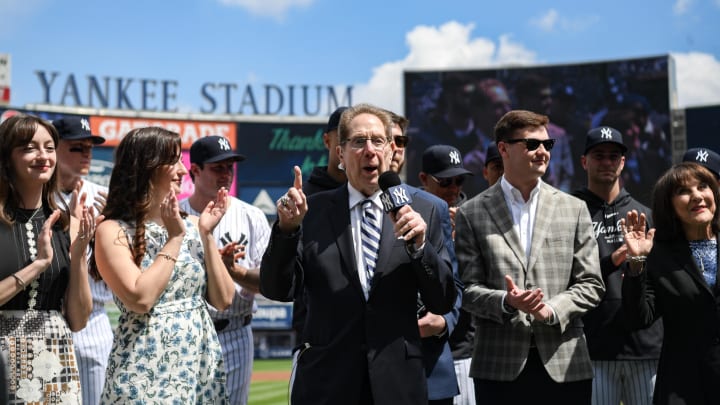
[455,181,605,382]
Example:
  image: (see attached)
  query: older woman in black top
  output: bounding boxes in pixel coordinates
[622,162,720,405]
[0,114,93,404]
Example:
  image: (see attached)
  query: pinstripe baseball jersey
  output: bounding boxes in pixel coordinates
[179,196,270,318]
[58,179,114,405]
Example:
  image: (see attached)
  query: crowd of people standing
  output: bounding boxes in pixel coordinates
[0,103,718,405]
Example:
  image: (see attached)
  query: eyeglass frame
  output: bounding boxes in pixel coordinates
[343,136,393,151]
[393,135,409,148]
[502,138,555,151]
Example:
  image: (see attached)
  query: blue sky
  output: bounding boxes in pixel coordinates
[1,0,719,115]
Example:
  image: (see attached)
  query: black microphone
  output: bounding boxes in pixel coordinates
[378,171,413,214]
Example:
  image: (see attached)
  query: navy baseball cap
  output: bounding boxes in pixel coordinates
[683,147,720,180]
[484,142,501,166]
[422,145,473,178]
[190,136,245,164]
[52,117,105,144]
[584,126,627,154]
[325,107,349,133]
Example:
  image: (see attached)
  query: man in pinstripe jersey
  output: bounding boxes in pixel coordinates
[52,116,112,405]
[180,135,271,405]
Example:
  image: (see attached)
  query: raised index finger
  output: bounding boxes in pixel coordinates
[293,165,303,190]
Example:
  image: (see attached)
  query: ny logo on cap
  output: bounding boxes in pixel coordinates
[600,127,613,140]
[449,150,461,165]
[696,149,709,163]
[81,118,91,131]
[218,137,231,151]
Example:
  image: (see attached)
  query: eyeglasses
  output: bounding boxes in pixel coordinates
[393,135,409,148]
[345,136,391,151]
[503,138,555,151]
[430,175,466,188]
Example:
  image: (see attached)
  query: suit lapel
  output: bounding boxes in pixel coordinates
[527,184,554,272]
[483,185,526,270]
[328,187,366,299]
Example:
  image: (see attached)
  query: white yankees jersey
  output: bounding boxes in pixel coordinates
[58,179,114,405]
[179,196,270,319]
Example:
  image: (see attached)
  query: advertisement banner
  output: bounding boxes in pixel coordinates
[0,53,10,106]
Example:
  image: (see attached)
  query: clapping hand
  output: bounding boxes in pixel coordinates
[199,187,228,235]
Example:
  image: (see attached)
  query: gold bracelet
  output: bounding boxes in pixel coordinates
[12,273,27,290]
[157,252,177,263]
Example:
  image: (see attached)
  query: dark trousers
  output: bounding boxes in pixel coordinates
[473,348,591,405]
[429,399,453,405]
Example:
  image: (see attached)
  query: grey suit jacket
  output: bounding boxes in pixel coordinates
[455,181,604,383]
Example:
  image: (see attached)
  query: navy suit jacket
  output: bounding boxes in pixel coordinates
[409,186,461,400]
[260,185,456,405]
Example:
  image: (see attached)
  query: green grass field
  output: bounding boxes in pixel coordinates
[249,358,292,405]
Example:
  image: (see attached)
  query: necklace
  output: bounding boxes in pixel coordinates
[21,207,42,260]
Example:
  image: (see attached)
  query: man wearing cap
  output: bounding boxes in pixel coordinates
[683,147,720,181]
[304,106,349,195]
[419,145,474,231]
[571,126,662,405]
[52,116,112,405]
[179,135,270,405]
[482,142,503,188]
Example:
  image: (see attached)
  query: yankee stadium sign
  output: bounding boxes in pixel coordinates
[34,70,353,116]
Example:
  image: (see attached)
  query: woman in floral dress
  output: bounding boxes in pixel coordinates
[93,127,235,404]
[0,114,94,404]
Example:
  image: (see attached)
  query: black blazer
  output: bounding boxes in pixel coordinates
[260,185,456,405]
[622,236,720,405]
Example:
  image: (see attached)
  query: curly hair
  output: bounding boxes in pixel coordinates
[102,126,182,266]
[0,114,68,228]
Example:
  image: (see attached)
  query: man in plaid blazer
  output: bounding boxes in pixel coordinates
[455,110,605,405]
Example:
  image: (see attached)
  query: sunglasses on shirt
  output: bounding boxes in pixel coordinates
[430,175,466,188]
[503,138,555,151]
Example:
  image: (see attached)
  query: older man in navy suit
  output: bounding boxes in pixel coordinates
[261,103,456,405]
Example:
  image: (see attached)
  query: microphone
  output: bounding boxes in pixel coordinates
[378,171,413,214]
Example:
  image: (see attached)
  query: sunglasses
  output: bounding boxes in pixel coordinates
[503,138,555,151]
[430,175,466,188]
[394,135,409,148]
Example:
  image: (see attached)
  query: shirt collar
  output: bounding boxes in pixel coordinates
[347,183,382,210]
[500,176,542,204]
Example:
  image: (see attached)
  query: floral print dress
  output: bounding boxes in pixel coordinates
[100,220,228,404]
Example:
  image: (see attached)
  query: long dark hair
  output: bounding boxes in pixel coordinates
[0,114,68,228]
[652,162,720,241]
[102,126,182,265]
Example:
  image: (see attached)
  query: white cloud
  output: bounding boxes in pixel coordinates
[217,0,314,20]
[531,9,559,32]
[353,21,537,114]
[530,9,599,32]
[672,52,720,108]
[673,0,692,15]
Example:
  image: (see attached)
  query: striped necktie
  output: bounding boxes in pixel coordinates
[361,199,381,289]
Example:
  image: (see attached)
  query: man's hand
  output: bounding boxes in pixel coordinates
[277,166,307,234]
[418,312,447,338]
[504,275,545,314]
